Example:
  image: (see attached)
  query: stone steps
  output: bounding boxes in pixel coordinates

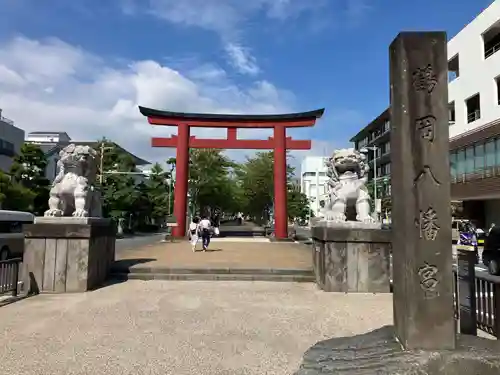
[109,267,315,283]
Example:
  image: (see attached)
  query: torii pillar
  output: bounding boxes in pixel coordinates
[139,106,324,239]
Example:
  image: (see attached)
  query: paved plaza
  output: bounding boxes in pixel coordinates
[116,240,313,270]
[0,281,393,375]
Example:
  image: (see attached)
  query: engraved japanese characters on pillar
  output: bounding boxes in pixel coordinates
[412,64,438,94]
[416,115,436,142]
[418,262,440,299]
[415,207,440,240]
[414,166,441,187]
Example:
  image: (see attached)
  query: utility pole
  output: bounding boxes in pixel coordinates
[99,141,114,184]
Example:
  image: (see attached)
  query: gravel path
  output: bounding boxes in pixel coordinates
[0,281,393,375]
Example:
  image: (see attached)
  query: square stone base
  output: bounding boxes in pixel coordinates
[23,217,116,293]
[311,224,391,293]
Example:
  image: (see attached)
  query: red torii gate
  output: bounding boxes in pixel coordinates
[139,106,324,239]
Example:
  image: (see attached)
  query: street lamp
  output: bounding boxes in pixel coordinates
[360,145,379,218]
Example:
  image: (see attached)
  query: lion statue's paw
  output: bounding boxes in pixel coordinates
[325,212,347,222]
[44,209,63,217]
[72,209,89,218]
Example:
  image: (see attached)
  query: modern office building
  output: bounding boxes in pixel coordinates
[0,109,25,172]
[350,0,500,226]
[300,156,329,215]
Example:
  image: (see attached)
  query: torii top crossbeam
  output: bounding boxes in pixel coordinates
[139,106,324,128]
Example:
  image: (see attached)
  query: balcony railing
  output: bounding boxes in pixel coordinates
[467,110,481,123]
[485,40,500,59]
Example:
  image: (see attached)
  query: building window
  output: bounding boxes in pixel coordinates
[382,163,390,175]
[475,143,484,171]
[483,21,500,59]
[448,54,459,82]
[359,137,368,148]
[0,139,15,157]
[485,139,496,167]
[466,94,481,123]
[456,149,465,175]
[495,139,500,166]
[450,152,457,177]
[384,120,390,132]
[496,76,500,105]
[465,146,474,174]
[448,102,455,125]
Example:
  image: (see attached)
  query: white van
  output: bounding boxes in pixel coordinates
[0,210,34,261]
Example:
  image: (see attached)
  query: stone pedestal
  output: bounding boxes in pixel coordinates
[23,217,116,293]
[295,326,500,375]
[311,223,391,293]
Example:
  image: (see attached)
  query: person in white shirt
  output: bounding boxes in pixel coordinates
[198,215,212,251]
[189,217,200,252]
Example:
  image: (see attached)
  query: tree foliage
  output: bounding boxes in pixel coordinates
[0,171,36,211]
[97,138,140,222]
[186,149,240,216]
[9,143,50,215]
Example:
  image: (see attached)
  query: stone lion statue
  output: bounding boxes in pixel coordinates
[44,144,102,218]
[323,148,376,224]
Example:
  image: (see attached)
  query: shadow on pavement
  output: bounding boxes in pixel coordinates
[112,258,157,272]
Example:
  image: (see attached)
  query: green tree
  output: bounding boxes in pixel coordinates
[9,143,50,215]
[144,163,171,223]
[187,149,238,215]
[97,139,140,225]
[236,151,300,224]
[287,187,312,221]
[0,171,36,211]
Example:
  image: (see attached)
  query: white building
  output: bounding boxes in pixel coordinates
[0,109,25,173]
[25,131,71,145]
[447,0,500,138]
[300,156,329,216]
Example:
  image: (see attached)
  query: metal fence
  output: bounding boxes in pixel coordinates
[0,258,21,297]
[453,269,500,338]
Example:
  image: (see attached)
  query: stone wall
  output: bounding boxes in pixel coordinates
[311,225,391,293]
[23,217,116,293]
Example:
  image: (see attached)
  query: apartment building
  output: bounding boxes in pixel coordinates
[350,0,500,226]
[300,156,329,215]
[0,109,25,172]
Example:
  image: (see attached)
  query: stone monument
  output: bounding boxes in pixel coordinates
[296,31,500,375]
[311,148,391,293]
[23,144,116,293]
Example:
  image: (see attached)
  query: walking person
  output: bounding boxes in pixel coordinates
[199,215,212,251]
[212,212,221,236]
[189,216,201,252]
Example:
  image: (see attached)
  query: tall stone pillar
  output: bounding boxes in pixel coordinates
[390,32,455,350]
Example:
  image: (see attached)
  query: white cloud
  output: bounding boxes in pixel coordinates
[224,43,260,76]
[121,0,330,76]
[0,36,301,166]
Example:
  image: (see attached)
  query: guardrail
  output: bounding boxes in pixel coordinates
[453,268,500,338]
[0,258,21,297]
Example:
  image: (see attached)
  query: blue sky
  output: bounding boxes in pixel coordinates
[0,0,496,164]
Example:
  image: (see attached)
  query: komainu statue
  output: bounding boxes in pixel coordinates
[44,144,102,218]
[323,148,377,224]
